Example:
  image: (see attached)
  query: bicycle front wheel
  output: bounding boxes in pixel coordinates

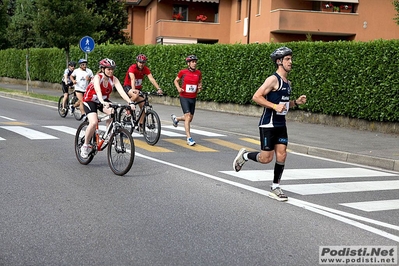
[75,121,95,165]
[107,128,135,176]
[143,109,161,145]
[58,96,67,118]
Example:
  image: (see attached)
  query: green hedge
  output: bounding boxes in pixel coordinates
[1,40,399,122]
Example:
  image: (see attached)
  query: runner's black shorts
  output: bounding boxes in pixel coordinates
[259,126,288,151]
[180,97,196,115]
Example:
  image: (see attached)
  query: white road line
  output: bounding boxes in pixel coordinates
[220,168,397,182]
[340,199,399,212]
[283,180,399,195]
[163,125,226,137]
[43,126,77,135]
[135,152,399,243]
[0,115,16,121]
[0,126,58,140]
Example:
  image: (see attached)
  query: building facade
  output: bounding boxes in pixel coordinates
[124,0,399,45]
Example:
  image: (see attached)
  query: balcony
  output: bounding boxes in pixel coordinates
[270,9,358,36]
[154,20,225,44]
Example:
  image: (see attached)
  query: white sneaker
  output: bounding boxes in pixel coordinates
[268,187,288,202]
[187,137,196,146]
[171,114,178,127]
[80,144,91,159]
[233,148,247,172]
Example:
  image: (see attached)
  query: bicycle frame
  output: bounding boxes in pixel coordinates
[118,91,162,145]
[131,92,153,126]
[94,114,113,152]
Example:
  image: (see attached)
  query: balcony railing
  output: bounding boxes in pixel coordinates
[270,9,357,36]
[154,20,223,40]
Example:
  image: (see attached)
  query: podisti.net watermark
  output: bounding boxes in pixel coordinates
[319,246,397,265]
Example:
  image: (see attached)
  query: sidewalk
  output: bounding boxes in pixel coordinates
[1,80,399,172]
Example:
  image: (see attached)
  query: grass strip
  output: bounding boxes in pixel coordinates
[0,87,58,102]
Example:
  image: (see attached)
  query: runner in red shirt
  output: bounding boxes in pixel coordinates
[171,55,203,146]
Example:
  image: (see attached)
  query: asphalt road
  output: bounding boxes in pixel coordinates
[0,95,398,265]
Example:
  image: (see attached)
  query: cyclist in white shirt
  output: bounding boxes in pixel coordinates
[70,59,94,118]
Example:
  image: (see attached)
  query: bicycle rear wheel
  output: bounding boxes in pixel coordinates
[143,109,161,145]
[75,121,95,165]
[118,108,134,134]
[107,128,135,176]
[71,96,83,121]
[58,95,67,118]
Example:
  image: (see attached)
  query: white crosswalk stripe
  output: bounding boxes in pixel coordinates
[283,180,399,195]
[0,125,225,140]
[43,126,77,135]
[221,167,399,212]
[340,199,399,212]
[0,126,58,140]
[163,125,226,137]
[220,168,397,181]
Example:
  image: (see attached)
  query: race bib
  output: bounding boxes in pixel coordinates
[135,79,143,86]
[185,84,197,93]
[276,101,290,115]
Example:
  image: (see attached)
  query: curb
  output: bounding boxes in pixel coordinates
[288,143,399,172]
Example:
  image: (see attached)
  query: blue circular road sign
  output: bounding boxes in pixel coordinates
[79,36,95,53]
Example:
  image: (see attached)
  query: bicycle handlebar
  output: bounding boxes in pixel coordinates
[108,103,133,111]
[138,91,165,97]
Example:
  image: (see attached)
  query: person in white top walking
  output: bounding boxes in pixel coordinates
[70,59,93,118]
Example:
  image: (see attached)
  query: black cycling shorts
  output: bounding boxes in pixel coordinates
[62,81,72,94]
[123,85,131,95]
[83,100,111,115]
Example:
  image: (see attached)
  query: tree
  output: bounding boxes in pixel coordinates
[394,0,399,25]
[0,0,11,49]
[6,0,38,49]
[90,0,129,44]
[33,0,100,64]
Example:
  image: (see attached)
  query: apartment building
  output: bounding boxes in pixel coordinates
[124,0,399,45]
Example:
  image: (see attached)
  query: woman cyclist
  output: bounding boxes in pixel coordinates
[80,58,135,159]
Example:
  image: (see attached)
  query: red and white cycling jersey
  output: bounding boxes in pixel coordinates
[83,73,114,103]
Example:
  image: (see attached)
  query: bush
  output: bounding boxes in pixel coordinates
[1,40,399,121]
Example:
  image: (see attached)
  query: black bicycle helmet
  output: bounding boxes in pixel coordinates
[270,47,292,62]
[136,54,148,63]
[185,55,198,63]
[68,61,76,67]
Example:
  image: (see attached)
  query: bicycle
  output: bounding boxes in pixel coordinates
[57,86,83,120]
[118,91,162,146]
[74,103,135,176]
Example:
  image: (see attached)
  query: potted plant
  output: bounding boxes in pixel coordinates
[340,4,352,13]
[196,14,207,22]
[172,13,183,21]
[333,6,340,12]
[321,2,334,12]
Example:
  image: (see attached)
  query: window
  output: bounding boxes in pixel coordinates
[256,0,261,15]
[173,5,188,21]
[237,0,242,21]
[146,9,151,28]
